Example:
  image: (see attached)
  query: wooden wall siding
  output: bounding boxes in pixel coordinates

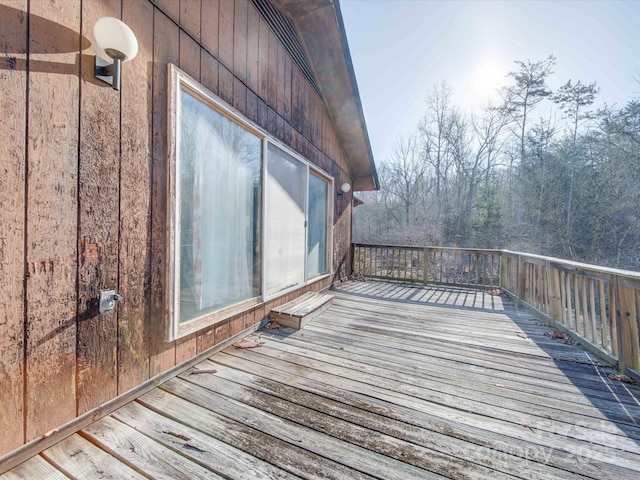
[180,0,201,42]
[0,0,26,455]
[118,0,154,396]
[26,0,81,445]
[77,0,120,416]
[150,6,178,378]
[0,0,356,456]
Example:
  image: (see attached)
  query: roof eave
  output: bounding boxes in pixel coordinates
[272,0,379,191]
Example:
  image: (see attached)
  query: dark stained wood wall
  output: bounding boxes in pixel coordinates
[0,0,355,456]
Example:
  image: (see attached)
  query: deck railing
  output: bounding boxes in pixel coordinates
[352,243,640,377]
[352,243,502,288]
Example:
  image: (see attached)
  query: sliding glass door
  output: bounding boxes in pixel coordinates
[264,144,307,296]
[307,172,329,277]
[264,144,331,297]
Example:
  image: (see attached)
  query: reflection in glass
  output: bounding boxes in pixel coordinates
[179,89,262,323]
[265,144,306,295]
[308,173,328,276]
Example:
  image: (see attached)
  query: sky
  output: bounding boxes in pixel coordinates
[340,0,640,164]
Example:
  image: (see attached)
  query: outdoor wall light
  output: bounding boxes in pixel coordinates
[337,182,351,198]
[93,17,138,91]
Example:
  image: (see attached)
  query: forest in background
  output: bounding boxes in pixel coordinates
[354,55,640,272]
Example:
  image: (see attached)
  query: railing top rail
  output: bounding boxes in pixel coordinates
[501,249,640,280]
[353,243,503,254]
[352,243,640,280]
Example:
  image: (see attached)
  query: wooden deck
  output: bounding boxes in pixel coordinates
[4,280,640,479]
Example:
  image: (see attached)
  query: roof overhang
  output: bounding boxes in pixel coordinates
[272,0,379,191]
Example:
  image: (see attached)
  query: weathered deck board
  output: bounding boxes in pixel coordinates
[217,346,640,470]
[111,402,299,480]
[4,281,640,479]
[138,387,374,480]
[42,434,146,480]
[198,360,583,480]
[160,377,445,480]
[0,455,69,480]
[275,324,640,417]
[81,415,224,480]
[257,332,640,428]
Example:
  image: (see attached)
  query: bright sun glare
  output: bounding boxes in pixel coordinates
[464,55,510,110]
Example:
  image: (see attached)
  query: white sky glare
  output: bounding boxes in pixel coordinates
[340,0,640,165]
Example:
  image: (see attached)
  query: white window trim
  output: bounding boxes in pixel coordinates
[168,64,335,340]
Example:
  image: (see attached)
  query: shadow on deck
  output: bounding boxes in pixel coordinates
[4,280,640,479]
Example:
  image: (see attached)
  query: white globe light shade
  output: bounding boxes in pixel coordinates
[341,182,352,193]
[94,17,138,62]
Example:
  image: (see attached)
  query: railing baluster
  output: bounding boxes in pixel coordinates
[565,272,573,330]
[599,280,610,352]
[483,253,487,288]
[549,265,562,321]
[422,248,427,285]
[574,274,583,337]
[404,248,408,281]
[559,270,566,324]
[588,278,597,344]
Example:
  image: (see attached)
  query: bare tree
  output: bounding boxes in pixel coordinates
[501,55,556,165]
[418,83,455,213]
[552,80,599,252]
[380,135,428,228]
[500,55,556,240]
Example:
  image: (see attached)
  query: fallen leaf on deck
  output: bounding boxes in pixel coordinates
[190,369,218,375]
[521,422,535,432]
[494,383,505,388]
[487,288,505,296]
[516,333,529,339]
[183,443,207,453]
[163,430,191,441]
[544,329,565,340]
[262,320,282,330]
[608,373,633,384]
[234,340,265,349]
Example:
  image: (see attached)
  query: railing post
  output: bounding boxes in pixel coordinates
[350,242,356,276]
[610,281,619,357]
[517,256,525,299]
[423,248,429,286]
[617,279,640,373]
[499,252,505,288]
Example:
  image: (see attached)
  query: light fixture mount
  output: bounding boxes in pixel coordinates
[93,17,138,91]
[104,48,126,60]
[337,182,352,198]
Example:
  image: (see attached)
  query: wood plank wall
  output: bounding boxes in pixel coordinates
[0,0,354,455]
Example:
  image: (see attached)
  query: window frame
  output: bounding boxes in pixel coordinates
[168,65,334,340]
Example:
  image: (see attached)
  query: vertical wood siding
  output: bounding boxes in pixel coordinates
[77,0,121,416]
[0,0,354,455]
[25,0,80,446]
[118,0,153,397]
[0,0,27,455]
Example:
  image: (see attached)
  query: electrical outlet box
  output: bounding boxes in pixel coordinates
[99,290,121,313]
